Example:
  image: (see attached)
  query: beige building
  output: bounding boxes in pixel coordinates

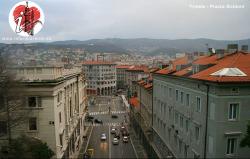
[82,61,116,96]
[0,65,88,159]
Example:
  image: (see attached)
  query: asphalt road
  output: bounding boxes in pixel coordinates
[85,96,136,158]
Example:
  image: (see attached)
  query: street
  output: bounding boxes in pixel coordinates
[85,96,137,158]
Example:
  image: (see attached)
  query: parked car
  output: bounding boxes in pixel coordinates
[111,127,116,134]
[85,116,94,122]
[94,119,103,124]
[120,125,125,132]
[111,114,118,119]
[100,133,107,141]
[112,137,119,145]
[123,136,129,143]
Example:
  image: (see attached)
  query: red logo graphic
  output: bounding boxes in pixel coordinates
[9,1,45,37]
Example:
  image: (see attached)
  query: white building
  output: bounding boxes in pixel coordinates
[82,61,116,96]
[1,65,88,159]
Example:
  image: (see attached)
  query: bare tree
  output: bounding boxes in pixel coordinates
[0,49,30,145]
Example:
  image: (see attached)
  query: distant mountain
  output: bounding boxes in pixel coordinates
[2,38,250,55]
[51,38,250,55]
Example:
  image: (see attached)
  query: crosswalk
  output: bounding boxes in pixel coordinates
[94,122,121,127]
[89,111,127,116]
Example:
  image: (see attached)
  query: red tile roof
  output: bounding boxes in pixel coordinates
[127,65,149,73]
[190,51,250,82]
[82,61,115,65]
[155,56,189,75]
[129,97,139,107]
[192,54,217,65]
[173,66,192,76]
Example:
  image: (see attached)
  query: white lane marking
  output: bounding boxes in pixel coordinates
[89,111,126,116]
[84,126,94,153]
[130,135,139,159]
[109,125,111,159]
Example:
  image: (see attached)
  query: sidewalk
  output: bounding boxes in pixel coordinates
[129,124,148,159]
[78,126,93,159]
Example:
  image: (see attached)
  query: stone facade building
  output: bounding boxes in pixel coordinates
[0,65,88,159]
[82,61,116,96]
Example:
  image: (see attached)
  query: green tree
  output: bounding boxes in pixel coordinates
[8,135,54,159]
[240,124,250,148]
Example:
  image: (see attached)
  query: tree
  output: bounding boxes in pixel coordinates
[0,50,30,144]
[240,124,250,148]
[8,135,54,159]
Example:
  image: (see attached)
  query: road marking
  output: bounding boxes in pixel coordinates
[130,135,139,159]
[84,126,94,153]
[89,111,126,116]
[109,125,111,159]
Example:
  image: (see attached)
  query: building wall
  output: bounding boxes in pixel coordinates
[83,64,116,95]
[0,70,87,159]
[153,74,250,158]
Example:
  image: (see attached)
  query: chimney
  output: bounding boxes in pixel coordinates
[227,44,238,53]
[241,45,248,51]
[215,49,225,59]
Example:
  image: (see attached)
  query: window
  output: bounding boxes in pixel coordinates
[59,134,63,147]
[228,103,239,120]
[179,139,182,153]
[195,126,200,141]
[231,88,239,94]
[28,97,41,108]
[180,116,184,128]
[227,138,237,155]
[185,120,189,132]
[168,108,172,120]
[175,112,179,125]
[186,94,190,106]
[0,121,7,135]
[57,92,62,103]
[59,112,62,123]
[168,88,172,98]
[175,90,179,101]
[28,97,37,107]
[196,97,201,112]
[180,92,184,104]
[0,96,4,110]
[29,117,37,131]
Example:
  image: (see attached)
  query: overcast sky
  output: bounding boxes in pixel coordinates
[0,0,249,42]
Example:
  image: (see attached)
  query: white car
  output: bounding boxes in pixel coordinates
[101,133,107,141]
[112,137,119,145]
[111,127,116,134]
[123,136,129,143]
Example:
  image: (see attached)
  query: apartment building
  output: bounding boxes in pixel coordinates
[116,65,132,90]
[152,51,250,158]
[0,65,88,159]
[82,61,116,96]
[126,65,149,96]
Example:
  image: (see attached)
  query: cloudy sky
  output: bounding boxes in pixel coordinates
[0,0,249,42]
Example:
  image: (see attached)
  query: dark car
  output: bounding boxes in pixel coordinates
[94,119,103,124]
[85,116,94,122]
[111,114,118,119]
[114,131,120,139]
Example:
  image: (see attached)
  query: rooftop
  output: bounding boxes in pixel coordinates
[82,61,115,65]
[155,51,250,83]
